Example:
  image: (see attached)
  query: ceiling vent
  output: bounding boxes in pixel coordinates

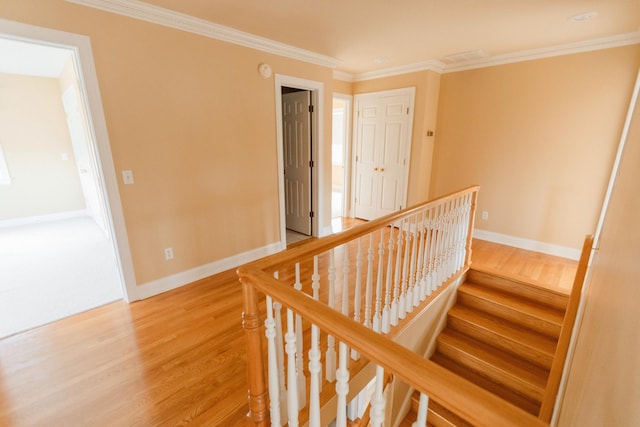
[442,49,488,64]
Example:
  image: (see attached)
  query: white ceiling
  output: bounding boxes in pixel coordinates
[142,0,640,74]
[0,38,72,78]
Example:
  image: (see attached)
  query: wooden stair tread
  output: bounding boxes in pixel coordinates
[458,283,564,338]
[447,305,557,369]
[459,283,564,324]
[467,268,569,311]
[436,330,548,401]
[431,353,542,416]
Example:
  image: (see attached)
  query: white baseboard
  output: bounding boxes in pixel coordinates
[0,209,88,228]
[473,229,581,260]
[133,241,285,300]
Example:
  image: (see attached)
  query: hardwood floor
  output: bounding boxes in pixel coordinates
[471,239,578,294]
[0,236,577,426]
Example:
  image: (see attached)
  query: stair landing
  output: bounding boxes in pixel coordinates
[471,238,577,295]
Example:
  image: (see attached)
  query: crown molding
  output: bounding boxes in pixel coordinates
[339,59,445,82]
[332,70,355,82]
[442,31,640,73]
[335,31,640,82]
[66,0,342,69]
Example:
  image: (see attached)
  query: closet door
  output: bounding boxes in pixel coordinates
[353,88,415,220]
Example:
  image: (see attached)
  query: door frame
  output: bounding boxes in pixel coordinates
[0,19,138,301]
[332,93,353,218]
[351,87,416,219]
[275,74,325,246]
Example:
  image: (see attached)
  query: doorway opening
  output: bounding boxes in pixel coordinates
[0,24,134,337]
[331,94,352,232]
[275,75,325,247]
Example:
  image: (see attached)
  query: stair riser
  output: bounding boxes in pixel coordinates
[457,292,561,338]
[436,339,545,403]
[467,270,569,311]
[431,354,542,416]
[446,316,554,369]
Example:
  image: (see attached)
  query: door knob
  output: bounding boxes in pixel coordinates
[380,168,384,172]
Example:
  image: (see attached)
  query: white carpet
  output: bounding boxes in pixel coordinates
[0,217,122,338]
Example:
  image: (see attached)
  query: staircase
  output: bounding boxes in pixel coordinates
[402,267,569,425]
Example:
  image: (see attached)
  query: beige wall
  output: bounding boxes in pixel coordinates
[1,0,338,284]
[331,78,353,96]
[353,70,441,206]
[432,45,640,250]
[0,72,85,220]
[558,77,640,426]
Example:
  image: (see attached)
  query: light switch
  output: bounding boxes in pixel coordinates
[122,170,134,185]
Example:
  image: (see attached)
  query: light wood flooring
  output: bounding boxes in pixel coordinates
[0,236,577,426]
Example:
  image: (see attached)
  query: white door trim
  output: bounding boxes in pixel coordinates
[275,74,325,247]
[0,18,138,301]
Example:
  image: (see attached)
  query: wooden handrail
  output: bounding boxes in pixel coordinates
[238,266,547,427]
[538,234,594,421]
[248,185,480,272]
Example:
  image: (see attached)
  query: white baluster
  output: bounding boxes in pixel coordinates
[285,309,299,427]
[391,219,403,326]
[293,263,306,409]
[412,393,429,427]
[424,211,435,297]
[382,226,394,333]
[326,249,337,382]
[373,229,385,333]
[410,215,420,308]
[352,239,362,360]
[369,366,386,427]
[264,295,281,427]
[433,205,445,288]
[400,219,411,318]
[364,233,375,328]
[311,255,322,391]
[342,244,350,317]
[420,211,432,298]
[273,272,288,423]
[427,207,438,295]
[308,323,321,427]
[335,342,350,427]
[312,255,321,301]
[415,211,427,302]
[445,200,456,279]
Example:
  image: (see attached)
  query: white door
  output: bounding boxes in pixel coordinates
[283,90,312,235]
[353,88,415,220]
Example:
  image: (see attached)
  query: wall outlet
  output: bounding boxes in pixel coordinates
[164,247,174,260]
[481,211,489,220]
